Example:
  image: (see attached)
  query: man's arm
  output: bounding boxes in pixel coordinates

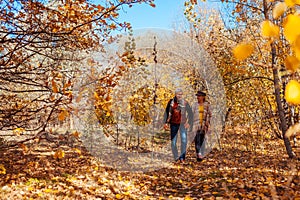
[163,99,172,123]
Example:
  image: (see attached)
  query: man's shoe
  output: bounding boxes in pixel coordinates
[179,158,185,163]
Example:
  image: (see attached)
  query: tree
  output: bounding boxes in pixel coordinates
[183,0,299,158]
[0,0,155,145]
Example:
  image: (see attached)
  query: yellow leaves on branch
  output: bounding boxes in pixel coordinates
[283,14,300,44]
[273,2,287,19]
[261,20,280,39]
[285,55,300,72]
[285,80,300,105]
[232,43,254,61]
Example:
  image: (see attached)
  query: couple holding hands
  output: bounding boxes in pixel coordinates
[164,88,211,162]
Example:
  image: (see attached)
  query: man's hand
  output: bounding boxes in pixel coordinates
[163,123,169,130]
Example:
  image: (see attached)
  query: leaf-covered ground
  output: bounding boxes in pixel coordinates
[0,128,300,199]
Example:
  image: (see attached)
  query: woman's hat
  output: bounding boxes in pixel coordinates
[195,91,206,96]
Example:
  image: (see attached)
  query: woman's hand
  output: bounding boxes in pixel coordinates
[184,122,190,129]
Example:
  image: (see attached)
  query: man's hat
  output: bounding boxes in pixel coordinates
[196,91,206,96]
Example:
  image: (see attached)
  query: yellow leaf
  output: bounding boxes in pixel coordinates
[53,149,65,159]
[273,2,287,19]
[115,194,123,199]
[232,43,254,61]
[0,164,6,174]
[73,148,81,155]
[94,92,100,100]
[44,188,53,193]
[261,20,280,38]
[118,176,122,181]
[283,14,300,43]
[184,196,193,200]
[13,128,25,135]
[293,35,300,60]
[285,0,300,7]
[285,55,300,72]
[285,80,300,105]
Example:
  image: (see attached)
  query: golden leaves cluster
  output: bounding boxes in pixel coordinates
[230,0,300,105]
[269,1,300,104]
[233,0,300,66]
[129,87,152,126]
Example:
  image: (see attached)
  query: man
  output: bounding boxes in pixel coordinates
[192,91,211,162]
[164,88,193,162]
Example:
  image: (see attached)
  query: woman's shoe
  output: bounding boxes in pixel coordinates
[196,153,203,162]
[196,157,203,162]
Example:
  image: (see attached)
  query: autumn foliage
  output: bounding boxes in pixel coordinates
[1,0,300,199]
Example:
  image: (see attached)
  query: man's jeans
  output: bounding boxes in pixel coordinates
[170,123,187,160]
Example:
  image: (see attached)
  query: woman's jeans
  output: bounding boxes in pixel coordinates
[170,123,187,160]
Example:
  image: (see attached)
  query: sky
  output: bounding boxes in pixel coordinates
[118,0,186,30]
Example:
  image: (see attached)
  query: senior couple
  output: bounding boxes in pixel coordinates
[164,88,211,163]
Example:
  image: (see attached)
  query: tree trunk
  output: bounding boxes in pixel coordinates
[271,44,295,158]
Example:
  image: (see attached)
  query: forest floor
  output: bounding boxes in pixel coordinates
[0,127,300,200]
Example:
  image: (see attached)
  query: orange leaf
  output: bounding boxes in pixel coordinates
[285,0,300,7]
[232,43,254,61]
[53,149,65,159]
[150,2,156,7]
[285,80,300,105]
[94,92,100,101]
[72,131,81,138]
[293,35,300,60]
[0,164,6,174]
[261,20,280,38]
[58,109,68,121]
[283,14,300,43]
[19,143,29,153]
[285,55,300,72]
[52,79,59,93]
